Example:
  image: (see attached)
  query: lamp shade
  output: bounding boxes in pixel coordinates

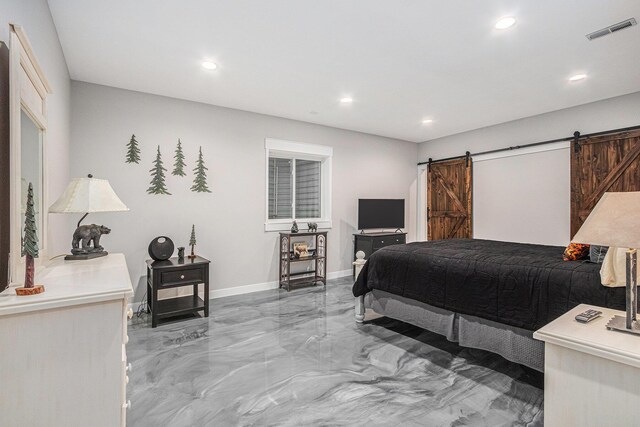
[572,192,640,248]
[49,176,129,213]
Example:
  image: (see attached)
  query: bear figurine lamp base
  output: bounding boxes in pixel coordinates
[49,174,129,261]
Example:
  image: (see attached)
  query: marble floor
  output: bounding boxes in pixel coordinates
[127,277,544,426]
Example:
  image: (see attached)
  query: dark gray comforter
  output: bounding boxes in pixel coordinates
[353,239,626,331]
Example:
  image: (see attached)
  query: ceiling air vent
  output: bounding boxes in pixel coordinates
[586,18,637,40]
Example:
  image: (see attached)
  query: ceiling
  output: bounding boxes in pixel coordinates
[48,1,640,143]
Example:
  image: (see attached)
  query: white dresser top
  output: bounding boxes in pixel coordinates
[0,253,133,316]
[534,304,640,369]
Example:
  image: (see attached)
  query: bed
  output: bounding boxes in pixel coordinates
[352,239,626,371]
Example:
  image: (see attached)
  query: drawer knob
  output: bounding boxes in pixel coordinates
[127,308,133,320]
[123,400,131,410]
[126,362,132,373]
[180,275,185,279]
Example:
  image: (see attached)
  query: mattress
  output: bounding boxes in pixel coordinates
[353,239,626,331]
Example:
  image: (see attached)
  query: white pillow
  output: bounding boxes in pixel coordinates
[600,247,628,287]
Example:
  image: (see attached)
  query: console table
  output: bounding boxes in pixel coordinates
[146,256,210,327]
[534,304,640,426]
[353,232,406,276]
[279,231,327,291]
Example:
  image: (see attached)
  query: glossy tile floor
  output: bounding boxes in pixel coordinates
[127,277,544,426]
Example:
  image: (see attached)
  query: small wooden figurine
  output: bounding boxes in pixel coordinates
[307,222,317,232]
[291,220,299,233]
[16,183,44,295]
[188,225,197,259]
[178,246,185,261]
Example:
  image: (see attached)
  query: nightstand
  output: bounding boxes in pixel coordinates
[534,304,640,426]
[146,256,210,327]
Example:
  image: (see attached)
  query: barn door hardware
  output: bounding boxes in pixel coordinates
[417,124,640,166]
[427,158,433,172]
[573,131,581,154]
[465,151,471,167]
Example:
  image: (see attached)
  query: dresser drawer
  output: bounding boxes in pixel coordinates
[372,235,405,250]
[160,268,204,286]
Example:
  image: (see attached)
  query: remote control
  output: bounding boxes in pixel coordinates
[575,308,602,323]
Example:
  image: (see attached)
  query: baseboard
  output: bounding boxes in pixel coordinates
[210,269,353,299]
[210,279,280,299]
[128,269,353,308]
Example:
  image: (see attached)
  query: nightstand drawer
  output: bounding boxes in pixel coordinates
[160,268,204,286]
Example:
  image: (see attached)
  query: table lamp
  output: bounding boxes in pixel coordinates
[572,191,640,335]
[49,174,129,260]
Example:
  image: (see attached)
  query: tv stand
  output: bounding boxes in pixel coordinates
[359,229,405,234]
[353,231,407,277]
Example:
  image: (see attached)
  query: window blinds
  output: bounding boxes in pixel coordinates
[295,159,321,219]
[268,157,321,220]
[268,158,292,219]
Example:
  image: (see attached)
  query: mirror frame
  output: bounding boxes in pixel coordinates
[9,24,52,285]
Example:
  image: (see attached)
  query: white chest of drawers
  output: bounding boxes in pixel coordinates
[534,304,640,427]
[0,254,133,426]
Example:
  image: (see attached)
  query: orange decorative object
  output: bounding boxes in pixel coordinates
[15,284,45,296]
[563,243,590,261]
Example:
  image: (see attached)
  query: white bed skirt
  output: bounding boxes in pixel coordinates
[358,290,544,372]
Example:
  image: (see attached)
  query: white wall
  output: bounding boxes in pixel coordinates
[0,0,71,256]
[70,81,417,301]
[418,91,640,245]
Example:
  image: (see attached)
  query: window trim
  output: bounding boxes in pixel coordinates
[265,138,332,232]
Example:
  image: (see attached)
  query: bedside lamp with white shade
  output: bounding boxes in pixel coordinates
[49,174,128,260]
[572,191,640,335]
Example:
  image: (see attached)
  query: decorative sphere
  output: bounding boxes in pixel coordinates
[356,250,365,260]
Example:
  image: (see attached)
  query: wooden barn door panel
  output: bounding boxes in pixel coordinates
[427,158,472,240]
[571,129,640,237]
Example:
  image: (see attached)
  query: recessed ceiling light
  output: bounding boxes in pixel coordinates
[422,119,434,124]
[569,73,587,82]
[495,16,516,30]
[202,61,217,70]
[340,97,353,104]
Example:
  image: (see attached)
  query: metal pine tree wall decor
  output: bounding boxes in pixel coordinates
[172,138,187,177]
[125,134,141,164]
[16,183,44,295]
[147,146,171,195]
[188,224,197,259]
[191,146,212,193]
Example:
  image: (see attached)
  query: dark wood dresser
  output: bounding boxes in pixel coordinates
[353,232,407,274]
[146,256,210,327]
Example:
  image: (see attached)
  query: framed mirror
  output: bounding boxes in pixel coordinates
[9,24,51,285]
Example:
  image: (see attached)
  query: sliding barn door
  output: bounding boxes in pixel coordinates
[427,158,473,240]
[571,129,640,237]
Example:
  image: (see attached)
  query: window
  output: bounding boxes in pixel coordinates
[265,139,332,231]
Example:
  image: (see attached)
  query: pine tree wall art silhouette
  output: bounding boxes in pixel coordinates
[147,146,171,195]
[125,134,141,164]
[172,139,187,176]
[191,146,212,193]
[22,182,39,289]
[188,224,197,258]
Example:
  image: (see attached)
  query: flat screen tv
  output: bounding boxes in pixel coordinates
[358,199,405,231]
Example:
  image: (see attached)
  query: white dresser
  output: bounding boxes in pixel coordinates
[534,304,640,427]
[0,254,133,426]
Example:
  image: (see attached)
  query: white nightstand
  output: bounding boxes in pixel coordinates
[534,304,640,427]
